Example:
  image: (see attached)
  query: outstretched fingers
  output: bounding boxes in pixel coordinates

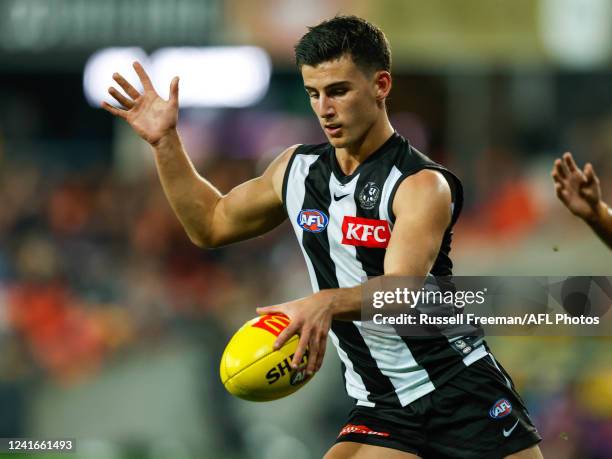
[584,163,599,186]
[101,101,128,119]
[133,61,155,93]
[563,152,578,173]
[563,152,587,184]
[108,87,134,109]
[112,72,141,100]
[170,76,180,104]
[552,159,566,181]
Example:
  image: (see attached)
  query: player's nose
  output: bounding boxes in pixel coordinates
[316,95,336,119]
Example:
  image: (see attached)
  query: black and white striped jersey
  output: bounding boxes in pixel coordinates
[282,132,487,408]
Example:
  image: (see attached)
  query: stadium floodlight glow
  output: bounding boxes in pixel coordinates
[83,47,150,108]
[83,46,272,108]
[540,0,612,68]
[150,46,271,108]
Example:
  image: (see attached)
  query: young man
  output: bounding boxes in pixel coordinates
[552,152,612,249]
[103,15,543,459]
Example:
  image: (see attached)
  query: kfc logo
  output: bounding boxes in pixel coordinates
[341,216,390,248]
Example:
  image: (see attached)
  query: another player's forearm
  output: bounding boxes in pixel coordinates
[585,201,612,249]
[152,129,222,247]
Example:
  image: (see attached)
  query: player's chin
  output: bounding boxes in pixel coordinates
[327,135,349,148]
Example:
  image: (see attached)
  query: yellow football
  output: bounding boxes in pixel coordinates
[219,314,311,402]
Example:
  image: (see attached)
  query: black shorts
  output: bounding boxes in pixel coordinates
[335,354,541,459]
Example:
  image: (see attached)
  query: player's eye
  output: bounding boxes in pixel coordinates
[330,88,348,96]
[307,91,319,99]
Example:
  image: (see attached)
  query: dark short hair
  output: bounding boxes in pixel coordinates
[294,15,391,74]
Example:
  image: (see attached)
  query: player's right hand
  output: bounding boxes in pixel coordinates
[102,61,179,146]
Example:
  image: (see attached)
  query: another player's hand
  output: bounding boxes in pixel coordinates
[552,152,602,222]
[102,61,179,146]
[256,291,334,376]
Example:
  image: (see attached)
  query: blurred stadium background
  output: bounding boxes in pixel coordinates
[0,0,610,458]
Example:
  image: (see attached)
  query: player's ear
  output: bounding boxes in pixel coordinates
[374,70,392,101]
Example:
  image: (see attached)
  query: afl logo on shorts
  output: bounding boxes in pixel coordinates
[489,398,512,419]
[298,209,329,233]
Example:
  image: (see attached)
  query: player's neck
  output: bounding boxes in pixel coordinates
[335,117,394,176]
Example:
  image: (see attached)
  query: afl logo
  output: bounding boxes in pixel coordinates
[489,398,513,419]
[290,368,308,386]
[359,182,381,210]
[298,209,329,233]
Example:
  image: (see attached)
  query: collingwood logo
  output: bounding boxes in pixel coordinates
[359,182,380,210]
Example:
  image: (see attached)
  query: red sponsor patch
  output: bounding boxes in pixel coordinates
[341,216,390,248]
[338,424,391,438]
[251,314,290,337]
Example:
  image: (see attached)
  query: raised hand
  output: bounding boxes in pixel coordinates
[102,62,179,146]
[552,152,602,222]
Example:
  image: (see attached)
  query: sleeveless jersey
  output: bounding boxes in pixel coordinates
[282,132,487,408]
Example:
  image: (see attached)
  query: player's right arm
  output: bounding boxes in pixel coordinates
[552,152,612,250]
[102,61,295,248]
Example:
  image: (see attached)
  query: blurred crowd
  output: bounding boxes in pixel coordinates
[0,149,308,376]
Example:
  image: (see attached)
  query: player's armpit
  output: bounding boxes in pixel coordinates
[384,169,452,277]
[203,145,299,247]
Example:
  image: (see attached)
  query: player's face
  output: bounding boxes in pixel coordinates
[301,55,385,149]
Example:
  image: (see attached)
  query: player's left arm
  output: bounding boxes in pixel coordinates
[257,169,452,375]
[383,169,453,276]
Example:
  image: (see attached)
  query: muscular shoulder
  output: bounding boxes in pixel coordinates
[265,144,300,202]
[392,169,452,223]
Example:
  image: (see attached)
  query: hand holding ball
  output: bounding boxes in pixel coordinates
[220,314,311,401]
